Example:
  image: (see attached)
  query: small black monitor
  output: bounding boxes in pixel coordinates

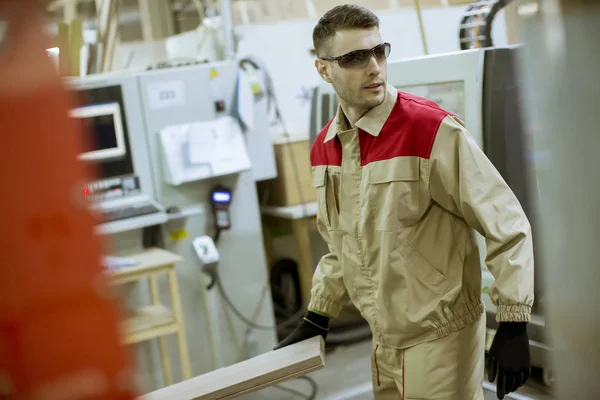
[71,102,127,162]
[70,85,135,180]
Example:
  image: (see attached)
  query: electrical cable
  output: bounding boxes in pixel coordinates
[272,384,309,398]
[212,270,304,331]
[297,376,318,400]
[273,376,318,400]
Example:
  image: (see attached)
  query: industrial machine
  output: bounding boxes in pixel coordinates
[67,74,168,236]
[309,46,550,376]
[134,61,278,381]
[67,61,279,391]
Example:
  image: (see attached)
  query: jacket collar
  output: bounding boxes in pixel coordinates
[324,84,398,143]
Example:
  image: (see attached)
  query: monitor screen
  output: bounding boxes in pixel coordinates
[69,85,135,181]
[396,81,466,120]
[70,102,126,162]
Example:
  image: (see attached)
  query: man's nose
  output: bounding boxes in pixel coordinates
[366,55,382,74]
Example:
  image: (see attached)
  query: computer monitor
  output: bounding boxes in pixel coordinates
[69,85,135,181]
[66,76,167,235]
[70,102,127,162]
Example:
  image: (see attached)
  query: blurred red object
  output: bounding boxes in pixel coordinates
[0,2,136,399]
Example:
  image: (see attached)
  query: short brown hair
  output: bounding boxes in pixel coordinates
[313,5,380,57]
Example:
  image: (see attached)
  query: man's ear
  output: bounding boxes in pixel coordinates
[315,59,332,84]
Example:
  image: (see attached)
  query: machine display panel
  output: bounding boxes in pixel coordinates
[69,85,135,180]
[70,102,126,162]
[396,80,466,120]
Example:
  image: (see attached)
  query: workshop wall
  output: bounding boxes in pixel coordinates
[235,5,509,136]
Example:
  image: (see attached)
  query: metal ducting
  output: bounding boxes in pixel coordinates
[459,0,515,50]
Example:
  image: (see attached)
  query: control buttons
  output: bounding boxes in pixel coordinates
[215,100,226,112]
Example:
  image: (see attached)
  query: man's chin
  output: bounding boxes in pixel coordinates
[364,92,386,108]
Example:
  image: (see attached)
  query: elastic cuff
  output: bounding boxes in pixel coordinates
[308,309,331,318]
[308,296,343,319]
[496,304,532,323]
[303,317,329,331]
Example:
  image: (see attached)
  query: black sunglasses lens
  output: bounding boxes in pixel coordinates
[339,50,371,68]
[338,43,391,68]
[374,43,391,61]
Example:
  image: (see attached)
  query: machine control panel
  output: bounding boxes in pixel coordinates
[83,175,141,202]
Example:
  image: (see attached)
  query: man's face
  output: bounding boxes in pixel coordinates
[316,27,387,111]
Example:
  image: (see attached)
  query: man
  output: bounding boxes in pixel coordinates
[275,5,534,400]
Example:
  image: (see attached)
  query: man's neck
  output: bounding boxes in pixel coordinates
[340,103,369,128]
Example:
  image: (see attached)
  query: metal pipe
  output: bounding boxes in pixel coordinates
[412,0,429,55]
[516,1,600,397]
[219,0,235,60]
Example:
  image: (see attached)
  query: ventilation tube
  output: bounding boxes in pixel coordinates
[459,0,515,50]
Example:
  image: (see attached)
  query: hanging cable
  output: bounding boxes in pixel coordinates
[207,268,304,331]
[273,376,318,400]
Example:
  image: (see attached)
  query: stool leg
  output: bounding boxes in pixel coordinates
[167,268,192,380]
[149,275,173,386]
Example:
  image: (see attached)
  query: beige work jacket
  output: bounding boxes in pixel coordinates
[308,84,534,349]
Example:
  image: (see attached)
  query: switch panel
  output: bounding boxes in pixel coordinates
[193,235,220,266]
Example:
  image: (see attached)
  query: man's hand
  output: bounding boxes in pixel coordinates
[487,322,531,399]
[274,311,329,350]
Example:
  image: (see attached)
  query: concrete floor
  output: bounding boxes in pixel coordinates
[239,339,553,400]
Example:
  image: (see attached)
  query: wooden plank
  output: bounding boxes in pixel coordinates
[139,336,325,400]
[138,0,175,42]
[122,304,178,344]
[64,0,77,22]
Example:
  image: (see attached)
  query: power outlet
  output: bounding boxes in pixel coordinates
[193,235,220,266]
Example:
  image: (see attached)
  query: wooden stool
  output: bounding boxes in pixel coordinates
[109,248,192,385]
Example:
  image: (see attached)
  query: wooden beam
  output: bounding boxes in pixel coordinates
[58,22,71,75]
[94,0,120,72]
[413,0,429,55]
[138,0,175,42]
[64,0,77,22]
[47,0,66,12]
[139,336,325,400]
[68,19,83,76]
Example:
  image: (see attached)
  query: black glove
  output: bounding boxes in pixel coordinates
[487,322,531,399]
[274,311,329,350]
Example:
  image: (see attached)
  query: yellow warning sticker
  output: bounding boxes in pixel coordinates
[209,68,219,79]
[250,82,262,95]
[169,229,189,241]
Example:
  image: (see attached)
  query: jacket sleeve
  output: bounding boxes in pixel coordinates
[428,115,534,323]
[307,168,349,319]
[307,221,349,318]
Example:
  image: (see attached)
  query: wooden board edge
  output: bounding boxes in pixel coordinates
[216,363,324,400]
[183,355,324,400]
[141,337,325,400]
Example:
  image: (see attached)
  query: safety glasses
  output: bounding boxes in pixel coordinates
[320,42,391,69]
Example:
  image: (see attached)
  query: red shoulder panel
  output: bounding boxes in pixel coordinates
[310,118,342,167]
[359,92,450,165]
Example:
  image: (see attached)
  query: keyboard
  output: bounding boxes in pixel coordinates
[101,202,162,223]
